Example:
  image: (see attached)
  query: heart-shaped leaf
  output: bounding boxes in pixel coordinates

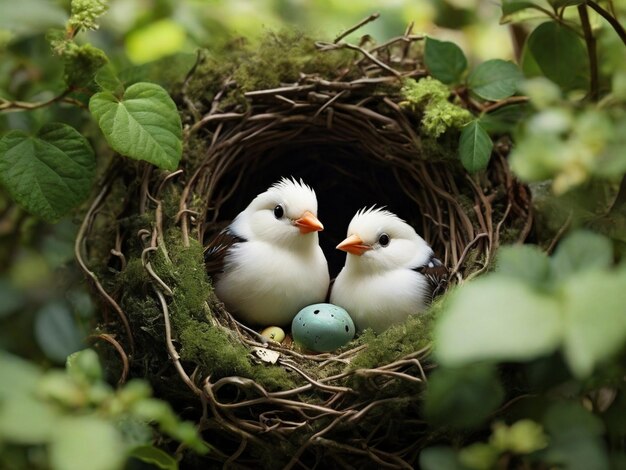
[90,82,182,171]
[0,123,96,222]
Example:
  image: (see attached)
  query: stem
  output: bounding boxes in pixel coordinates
[578,4,599,101]
[588,0,626,47]
[0,89,72,112]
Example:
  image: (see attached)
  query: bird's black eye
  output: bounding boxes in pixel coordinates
[273,204,284,219]
[378,233,390,247]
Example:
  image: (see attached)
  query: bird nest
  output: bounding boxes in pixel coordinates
[78,19,532,469]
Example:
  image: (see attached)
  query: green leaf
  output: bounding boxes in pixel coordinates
[425,363,504,428]
[129,445,179,470]
[66,349,103,384]
[458,443,499,470]
[420,447,466,470]
[89,82,182,171]
[424,37,468,84]
[0,123,96,222]
[551,230,613,281]
[0,351,42,399]
[496,244,551,287]
[50,417,125,470]
[35,302,84,363]
[459,121,493,173]
[468,59,523,101]
[490,420,548,454]
[543,402,609,470]
[501,0,540,18]
[0,280,25,318]
[561,269,626,378]
[526,21,589,91]
[435,277,561,365]
[0,395,59,444]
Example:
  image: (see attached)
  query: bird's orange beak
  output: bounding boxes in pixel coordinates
[295,211,324,234]
[336,234,371,256]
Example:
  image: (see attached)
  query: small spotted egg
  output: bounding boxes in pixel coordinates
[291,303,355,353]
[260,326,285,343]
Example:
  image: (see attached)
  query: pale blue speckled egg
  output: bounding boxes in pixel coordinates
[292,303,355,352]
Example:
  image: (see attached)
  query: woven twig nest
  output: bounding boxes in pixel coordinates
[78,24,532,468]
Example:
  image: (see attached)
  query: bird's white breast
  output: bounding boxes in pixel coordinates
[215,241,329,326]
[330,267,429,333]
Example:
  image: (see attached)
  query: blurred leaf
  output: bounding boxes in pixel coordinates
[132,397,208,453]
[518,77,561,109]
[526,21,589,91]
[490,420,548,454]
[0,351,42,399]
[561,269,626,378]
[117,53,196,89]
[436,278,561,365]
[459,121,493,173]
[125,19,187,64]
[420,447,466,470]
[479,103,531,134]
[66,349,103,385]
[0,123,96,222]
[425,363,504,428]
[458,443,498,470]
[0,395,58,444]
[468,59,523,101]
[496,244,551,287]
[544,402,604,436]
[39,371,87,408]
[0,279,25,318]
[35,302,83,363]
[551,230,613,281]
[129,445,178,470]
[89,82,182,171]
[0,0,66,36]
[67,289,95,319]
[424,37,467,84]
[50,417,125,470]
[501,0,540,19]
[542,402,609,470]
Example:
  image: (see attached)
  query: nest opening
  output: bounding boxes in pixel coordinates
[209,140,447,275]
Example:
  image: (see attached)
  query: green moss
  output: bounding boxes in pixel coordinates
[145,231,298,391]
[351,313,433,371]
[401,77,473,139]
[402,76,451,106]
[422,100,473,138]
[234,30,355,92]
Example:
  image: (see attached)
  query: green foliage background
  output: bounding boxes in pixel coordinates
[0,0,625,469]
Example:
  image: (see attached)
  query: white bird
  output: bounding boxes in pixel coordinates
[204,178,329,327]
[330,207,447,333]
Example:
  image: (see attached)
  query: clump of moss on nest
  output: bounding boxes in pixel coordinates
[148,231,298,391]
[183,29,356,115]
[401,76,473,138]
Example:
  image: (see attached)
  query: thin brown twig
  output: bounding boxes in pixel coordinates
[333,12,381,43]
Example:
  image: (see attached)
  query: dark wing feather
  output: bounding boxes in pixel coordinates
[203,229,247,277]
[413,255,449,301]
